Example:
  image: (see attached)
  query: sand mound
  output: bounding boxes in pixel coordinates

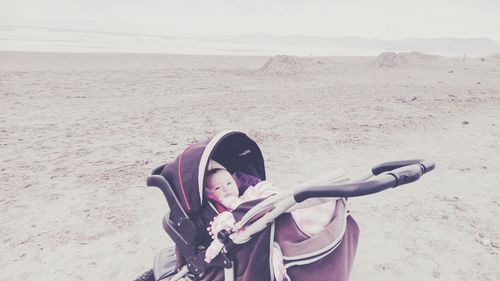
[374,51,440,67]
[257,55,334,75]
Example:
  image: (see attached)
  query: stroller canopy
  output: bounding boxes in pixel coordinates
[161,130,266,214]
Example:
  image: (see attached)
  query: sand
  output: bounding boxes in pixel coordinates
[1,51,499,281]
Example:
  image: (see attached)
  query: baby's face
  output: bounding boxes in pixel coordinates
[206,169,239,201]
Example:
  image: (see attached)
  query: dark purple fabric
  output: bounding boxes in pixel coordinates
[161,140,209,214]
[200,199,272,281]
[233,171,262,194]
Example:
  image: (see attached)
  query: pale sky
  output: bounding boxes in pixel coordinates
[1,0,499,41]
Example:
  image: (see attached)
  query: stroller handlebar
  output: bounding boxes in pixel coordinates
[230,159,434,245]
[293,160,435,203]
[371,159,424,175]
[389,160,434,186]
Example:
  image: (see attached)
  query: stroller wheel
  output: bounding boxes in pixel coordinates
[133,269,155,281]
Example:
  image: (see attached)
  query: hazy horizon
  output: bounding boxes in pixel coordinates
[1,25,499,57]
[3,23,500,42]
[2,1,500,56]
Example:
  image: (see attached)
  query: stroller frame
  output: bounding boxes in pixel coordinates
[143,131,435,281]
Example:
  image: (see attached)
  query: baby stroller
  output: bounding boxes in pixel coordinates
[135,130,434,281]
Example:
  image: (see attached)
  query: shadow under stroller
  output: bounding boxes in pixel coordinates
[135,130,434,281]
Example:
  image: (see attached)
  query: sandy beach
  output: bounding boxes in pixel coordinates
[1,51,499,281]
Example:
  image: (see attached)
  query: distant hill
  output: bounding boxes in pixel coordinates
[1,26,499,56]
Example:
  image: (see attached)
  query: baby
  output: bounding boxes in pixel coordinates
[205,168,277,211]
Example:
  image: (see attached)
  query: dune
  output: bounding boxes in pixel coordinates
[373,51,441,67]
[257,55,336,75]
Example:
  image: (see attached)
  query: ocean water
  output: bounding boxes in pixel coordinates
[0,26,378,56]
